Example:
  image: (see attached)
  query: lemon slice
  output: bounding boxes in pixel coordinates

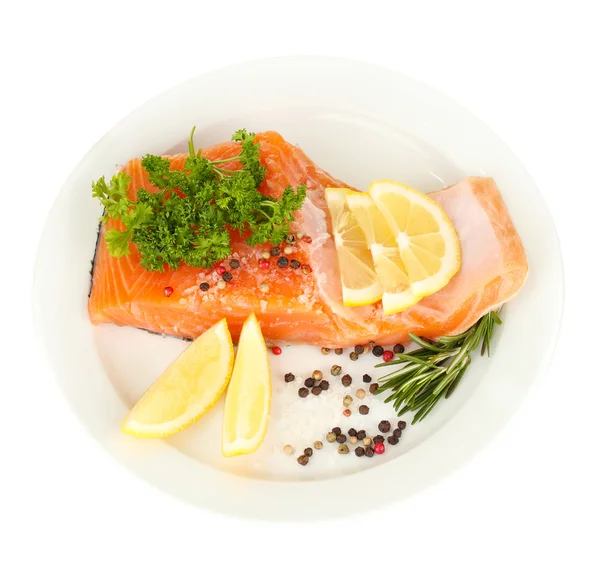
[123,318,234,438]
[222,313,271,457]
[346,192,420,314]
[369,180,461,299]
[325,187,383,307]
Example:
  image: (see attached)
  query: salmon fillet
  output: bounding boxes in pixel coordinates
[88,131,528,347]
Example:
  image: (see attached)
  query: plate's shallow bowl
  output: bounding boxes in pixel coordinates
[34,57,563,520]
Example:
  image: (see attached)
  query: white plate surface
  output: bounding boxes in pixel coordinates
[34,57,563,520]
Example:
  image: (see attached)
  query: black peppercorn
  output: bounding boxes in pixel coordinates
[298,387,309,398]
[334,348,344,355]
[369,383,379,394]
[362,374,372,383]
[320,380,330,390]
[229,259,240,269]
[354,344,365,354]
[277,256,289,268]
[199,282,210,291]
[365,446,374,458]
[355,446,365,457]
[284,372,295,383]
[356,429,366,440]
[372,345,384,357]
[398,420,407,430]
[348,428,357,436]
[393,343,405,354]
[297,455,309,466]
[341,374,352,387]
[393,428,402,438]
[270,247,281,257]
[290,259,301,269]
[349,352,359,361]
[332,427,342,435]
[387,435,399,445]
[304,377,315,388]
[336,434,347,444]
[304,447,313,457]
[222,271,233,282]
[373,435,384,444]
[358,405,370,415]
[378,420,391,433]
[311,385,322,396]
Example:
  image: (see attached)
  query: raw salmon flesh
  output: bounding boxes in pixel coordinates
[88,131,528,347]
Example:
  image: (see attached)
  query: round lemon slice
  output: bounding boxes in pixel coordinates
[346,192,420,314]
[222,313,271,457]
[369,180,461,299]
[325,187,383,307]
[123,318,234,438]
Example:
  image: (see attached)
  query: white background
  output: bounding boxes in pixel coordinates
[1,1,599,562]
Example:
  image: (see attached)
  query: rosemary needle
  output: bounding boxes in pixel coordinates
[374,309,503,424]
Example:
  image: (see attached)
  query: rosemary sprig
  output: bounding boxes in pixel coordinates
[374,309,503,424]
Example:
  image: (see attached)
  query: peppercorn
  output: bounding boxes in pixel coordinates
[367,341,376,352]
[321,347,331,355]
[338,444,350,454]
[356,389,366,400]
[303,236,313,244]
[290,259,301,269]
[259,282,269,293]
[382,350,394,362]
[343,409,352,417]
[298,387,309,398]
[393,343,405,354]
[320,380,330,390]
[348,428,357,436]
[326,432,337,443]
[362,374,372,383]
[283,444,294,455]
[354,344,365,355]
[374,442,385,455]
[229,259,240,269]
[304,377,315,388]
[216,266,226,275]
[271,346,282,355]
[222,271,233,282]
[387,435,399,445]
[277,256,289,268]
[378,420,392,433]
[304,447,313,457]
[373,435,384,444]
[297,454,309,466]
[349,352,359,361]
[199,282,210,291]
[363,437,372,446]
[372,345,384,357]
[311,385,322,396]
[286,233,296,245]
[349,436,358,445]
[398,420,407,430]
[341,374,352,387]
[283,246,293,255]
[296,232,305,240]
[356,430,366,440]
[312,370,323,381]
[269,247,280,257]
[259,259,270,270]
[336,434,347,444]
[358,405,370,415]
[369,383,379,394]
[355,446,365,457]
[284,372,295,383]
[365,446,374,457]
[314,441,323,450]
[393,428,402,438]
[330,365,342,376]
[343,395,353,407]
[261,250,271,260]
[334,348,344,355]
[217,280,227,290]
[332,427,342,435]
[301,264,312,274]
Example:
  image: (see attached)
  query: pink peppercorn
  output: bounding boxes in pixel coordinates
[272,346,282,355]
[303,236,313,244]
[382,350,394,362]
[260,259,270,269]
[374,442,385,455]
[216,265,226,275]
[163,286,174,297]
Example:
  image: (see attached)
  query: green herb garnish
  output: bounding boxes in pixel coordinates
[375,310,503,423]
[92,128,307,271]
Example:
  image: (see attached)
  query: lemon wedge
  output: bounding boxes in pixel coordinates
[346,192,420,314]
[122,318,234,438]
[325,187,383,307]
[222,313,271,457]
[369,180,461,299]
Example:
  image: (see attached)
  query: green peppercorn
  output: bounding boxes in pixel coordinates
[320,347,331,355]
[330,365,342,376]
[338,444,350,454]
[343,395,353,407]
[349,352,359,361]
[326,432,337,443]
[334,348,344,355]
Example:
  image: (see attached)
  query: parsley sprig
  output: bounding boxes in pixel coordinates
[92,129,307,271]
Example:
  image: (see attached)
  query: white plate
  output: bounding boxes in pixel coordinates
[34,56,563,520]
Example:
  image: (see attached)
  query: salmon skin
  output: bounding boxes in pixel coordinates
[88,131,528,347]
